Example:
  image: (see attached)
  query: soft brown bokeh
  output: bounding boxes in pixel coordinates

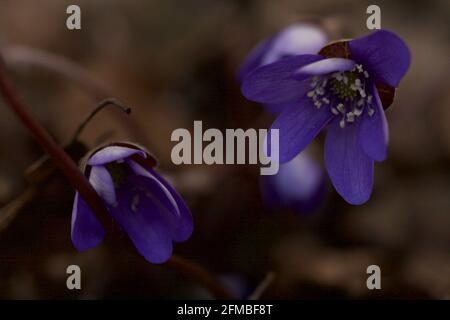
[0,0,449,299]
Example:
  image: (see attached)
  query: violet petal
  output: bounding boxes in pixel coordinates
[324,119,374,205]
[87,146,146,166]
[349,30,411,87]
[241,54,324,104]
[359,83,389,161]
[270,96,334,163]
[71,192,106,251]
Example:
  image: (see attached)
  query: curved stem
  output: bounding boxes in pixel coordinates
[0,54,113,231]
[71,98,131,143]
[165,255,234,299]
[0,53,233,300]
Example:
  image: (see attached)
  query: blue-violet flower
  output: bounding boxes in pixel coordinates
[241,29,410,204]
[71,142,194,263]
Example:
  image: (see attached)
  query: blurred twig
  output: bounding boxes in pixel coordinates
[3,46,107,100]
[0,188,35,233]
[1,45,151,146]
[0,53,114,231]
[248,271,276,300]
[0,48,234,300]
[0,140,88,232]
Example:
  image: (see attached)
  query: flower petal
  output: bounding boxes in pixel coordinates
[89,165,117,206]
[359,83,389,161]
[127,160,193,242]
[293,58,355,78]
[147,170,194,242]
[324,120,374,205]
[241,54,324,104]
[238,23,328,82]
[261,151,326,213]
[237,39,272,83]
[71,192,105,251]
[263,103,295,115]
[87,146,146,166]
[261,23,328,65]
[349,30,411,87]
[110,180,173,264]
[127,160,179,214]
[270,96,334,163]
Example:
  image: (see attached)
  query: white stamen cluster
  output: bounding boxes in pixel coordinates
[307,64,375,129]
[308,76,328,109]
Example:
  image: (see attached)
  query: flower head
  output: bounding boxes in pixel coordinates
[241,29,411,204]
[71,142,193,264]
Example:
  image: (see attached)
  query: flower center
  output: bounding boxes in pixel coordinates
[329,72,359,101]
[307,64,375,128]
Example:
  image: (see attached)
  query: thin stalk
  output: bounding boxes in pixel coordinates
[71,98,131,143]
[0,52,234,300]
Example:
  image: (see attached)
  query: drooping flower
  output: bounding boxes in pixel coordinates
[241,29,410,204]
[261,151,326,214]
[238,23,328,114]
[71,142,193,264]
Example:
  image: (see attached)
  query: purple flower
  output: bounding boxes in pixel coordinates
[261,151,326,213]
[238,23,328,114]
[241,30,410,204]
[238,23,328,212]
[71,142,193,264]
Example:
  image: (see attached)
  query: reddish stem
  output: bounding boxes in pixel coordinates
[0,53,235,300]
[0,55,112,229]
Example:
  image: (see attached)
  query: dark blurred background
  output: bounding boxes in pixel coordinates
[0,0,449,299]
